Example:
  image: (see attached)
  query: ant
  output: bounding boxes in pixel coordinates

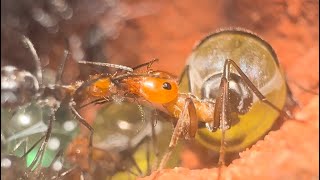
[48,58,169,177]
[57,57,172,150]
[156,28,300,173]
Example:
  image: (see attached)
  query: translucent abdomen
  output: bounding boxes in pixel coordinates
[179,29,287,153]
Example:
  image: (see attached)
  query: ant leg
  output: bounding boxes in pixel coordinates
[12,137,28,153]
[134,102,151,175]
[55,50,69,85]
[45,149,64,178]
[282,80,302,120]
[150,110,160,172]
[78,97,110,109]
[127,153,144,176]
[224,59,294,119]
[126,169,140,177]
[146,134,151,175]
[69,102,94,147]
[28,109,54,170]
[158,98,198,170]
[214,62,230,167]
[136,102,146,133]
[69,100,94,175]
[128,135,153,176]
[18,134,46,176]
[21,135,45,159]
[56,166,80,179]
[285,81,300,108]
[21,35,43,87]
[291,81,319,95]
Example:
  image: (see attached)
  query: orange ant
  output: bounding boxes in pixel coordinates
[59,59,160,146]
[64,56,291,170]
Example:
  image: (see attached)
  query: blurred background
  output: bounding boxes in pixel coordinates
[1,0,319,179]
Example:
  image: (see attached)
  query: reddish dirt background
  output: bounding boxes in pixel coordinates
[98,0,319,179]
[75,0,319,179]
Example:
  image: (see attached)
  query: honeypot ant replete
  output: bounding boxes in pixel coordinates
[159,28,300,178]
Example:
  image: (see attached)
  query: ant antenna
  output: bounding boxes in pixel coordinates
[21,35,43,87]
[55,50,69,85]
[132,58,159,70]
[78,61,133,72]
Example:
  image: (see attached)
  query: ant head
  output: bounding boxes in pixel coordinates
[138,71,179,104]
[202,72,253,116]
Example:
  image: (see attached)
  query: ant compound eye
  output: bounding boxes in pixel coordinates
[162,82,172,90]
[140,78,178,103]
